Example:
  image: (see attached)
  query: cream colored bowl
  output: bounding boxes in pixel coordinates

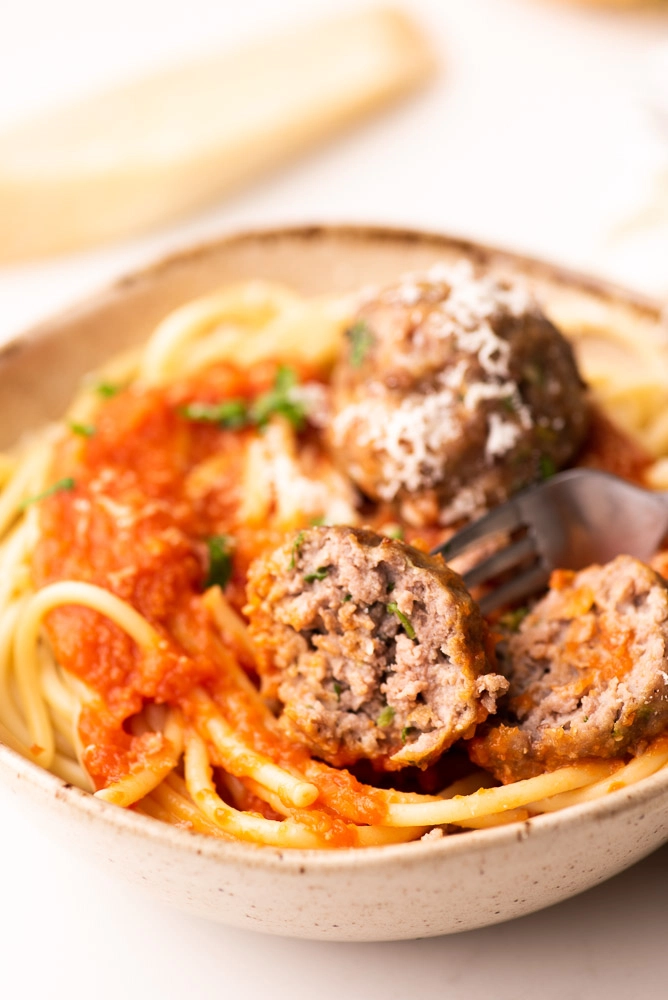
[1,225,667,941]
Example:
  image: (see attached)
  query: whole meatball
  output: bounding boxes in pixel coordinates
[470,555,668,782]
[245,526,508,770]
[328,261,589,526]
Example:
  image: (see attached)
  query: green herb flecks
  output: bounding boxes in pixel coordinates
[289,531,306,570]
[333,682,342,702]
[343,593,352,602]
[181,367,309,435]
[20,477,76,510]
[401,726,416,744]
[309,515,326,527]
[69,422,96,438]
[539,455,556,480]
[250,366,307,431]
[304,566,329,583]
[499,606,530,633]
[204,535,234,590]
[386,581,395,593]
[377,705,395,728]
[384,525,404,540]
[180,399,249,429]
[95,381,122,398]
[386,602,416,641]
[347,320,375,368]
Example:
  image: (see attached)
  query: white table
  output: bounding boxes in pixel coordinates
[1,2,667,996]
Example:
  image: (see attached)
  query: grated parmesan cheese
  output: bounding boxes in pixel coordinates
[335,262,540,499]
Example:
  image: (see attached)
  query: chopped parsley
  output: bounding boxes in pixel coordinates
[501,396,517,414]
[539,455,556,480]
[377,705,395,728]
[347,320,375,368]
[95,381,122,398]
[384,525,404,541]
[333,682,342,702]
[386,581,395,593]
[289,531,306,569]
[204,534,234,589]
[401,725,416,743]
[181,366,308,435]
[343,593,353,602]
[20,477,76,510]
[309,515,326,527]
[304,566,329,583]
[250,366,307,431]
[69,422,96,438]
[180,399,249,429]
[386,602,416,641]
[499,606,530,632]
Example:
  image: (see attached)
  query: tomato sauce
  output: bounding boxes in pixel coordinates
[33,361,299,788]
[32,366,653,802]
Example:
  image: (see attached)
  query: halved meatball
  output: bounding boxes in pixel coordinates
[328,261,589,526]
[470,555,668,782]
[245,526,508,770]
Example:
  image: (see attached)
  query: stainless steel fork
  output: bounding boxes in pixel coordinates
[432,468,668,616]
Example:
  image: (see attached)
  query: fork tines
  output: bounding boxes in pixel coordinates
[433,498,549,616]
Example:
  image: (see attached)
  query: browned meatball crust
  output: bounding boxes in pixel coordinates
[328,262,589,526]
[470,556,668,782]
[245,526,508,770]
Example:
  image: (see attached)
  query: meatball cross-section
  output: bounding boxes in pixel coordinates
[245,526,508,769]
[470,555,668,782]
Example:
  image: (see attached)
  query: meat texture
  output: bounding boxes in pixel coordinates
[470,555,668,782]
[328,261,589,526]
[245,525,508,769]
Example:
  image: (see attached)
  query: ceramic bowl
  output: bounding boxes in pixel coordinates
[1,225,667,941]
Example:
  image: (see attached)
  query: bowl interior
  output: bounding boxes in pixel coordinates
[1,224,667,940]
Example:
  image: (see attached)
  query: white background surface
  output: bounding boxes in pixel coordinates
[0,1,667,996]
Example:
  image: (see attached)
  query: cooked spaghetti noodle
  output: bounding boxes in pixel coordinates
[1,277,667,850]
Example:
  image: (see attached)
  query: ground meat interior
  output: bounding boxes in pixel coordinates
[245,526,507,770]
[470,555,668,782]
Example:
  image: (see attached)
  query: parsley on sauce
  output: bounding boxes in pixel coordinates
[180,400,249,429]
[204,535,234,589]
[68,422,96,438]
[20,477,76,510]
[182,366,308,434]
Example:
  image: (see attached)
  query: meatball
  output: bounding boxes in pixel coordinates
[245,526,508,769]
[328,261,589,526]
[470,556,668,782]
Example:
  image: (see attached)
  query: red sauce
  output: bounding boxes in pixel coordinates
[33,374,654,808]
[34,362,299,787]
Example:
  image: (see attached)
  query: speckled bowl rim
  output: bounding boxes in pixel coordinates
[1,222,667,873]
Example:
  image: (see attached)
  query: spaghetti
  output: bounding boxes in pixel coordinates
[1,277,667,850]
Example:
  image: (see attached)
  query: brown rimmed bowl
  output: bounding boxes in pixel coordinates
[1,224,667,941]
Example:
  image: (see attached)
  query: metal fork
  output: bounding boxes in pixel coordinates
[432,468,668,616]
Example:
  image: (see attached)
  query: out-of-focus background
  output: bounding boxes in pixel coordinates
[1,0,668,343]
[1,2,667,998]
